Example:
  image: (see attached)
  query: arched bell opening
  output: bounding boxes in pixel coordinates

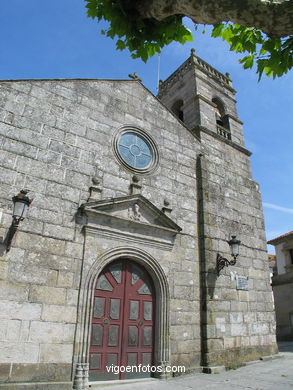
[171,99,184,122]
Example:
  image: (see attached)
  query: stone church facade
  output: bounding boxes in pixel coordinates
[0,51,277,389]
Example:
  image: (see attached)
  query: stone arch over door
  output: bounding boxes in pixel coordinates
[73,247,170,389]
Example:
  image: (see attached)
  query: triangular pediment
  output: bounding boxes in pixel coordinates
[81,194,181,232]
[79,194,181,250]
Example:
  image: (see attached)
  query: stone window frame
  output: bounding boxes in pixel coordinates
[171,99,184,122]
[113,125,159,175]
[212,96,230,131]
[290,312,293,332]
[289,248,293,264]
[283,243,293,272]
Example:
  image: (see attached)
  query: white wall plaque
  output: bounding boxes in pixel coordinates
[236,275,249,291]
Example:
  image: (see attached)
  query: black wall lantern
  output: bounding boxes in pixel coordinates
[216,235,241,275]
[6,190,32,252]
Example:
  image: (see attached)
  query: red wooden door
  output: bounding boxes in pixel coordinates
[89,259,155,381]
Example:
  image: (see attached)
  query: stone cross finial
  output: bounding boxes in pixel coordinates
[130,175,142,195]
[88,177,102,201]
[162,199,172,216]
[190,48,196,57]
[128,72,142,82]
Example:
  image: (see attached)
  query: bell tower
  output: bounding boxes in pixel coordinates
[158,50,277,370]
[158,48,245,147]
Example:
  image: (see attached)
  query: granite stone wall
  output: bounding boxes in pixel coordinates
[0,78,202,388]
[158,52,277,368]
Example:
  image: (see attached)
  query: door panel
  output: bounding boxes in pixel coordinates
[89,259,155,380]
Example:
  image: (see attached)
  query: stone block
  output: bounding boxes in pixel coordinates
[220,289,238,301]
[43,124,65,141]
[46,182,81,204]
[0,342,39,363]
[248,322,269,335]
[47,270,58,287]
[243,312,256,323]
[65,169,91,191]
[61,155,95,176]
[229,312,243,324]
[231,301,248,311]
[57,272,74,288]
[170,311,198,326]
[2,137,38,159]
[0,261,8,279]
[15,233,65,256]
[8,263,48,285]
[25,252,73,272]
[207,338,224,351]
[174,339,200,354]
[173,271,195,286]
[9,362,72,382]
[0,301,42,320]
[66,289,78,306]
[237,290,249,301]
[41,304,76,323]
[215,317,226,333]
[1,247,25,264]
[39,344,74,363]
[170,299,200,313]
[0,363,10,382]
[43,224,74,241]
[49,139,80,159]
[28,207,63,225]
[29,321,75,343]
[209,300,231,311]
[173,285,195,299]
[29,286,66,305]
[64,242,83,259]
[0,281,29,302]
[15,156,67,184]
[6,320,21,341]
[37,149,62,165]
[20,321,30,342]
[0,166,16,185]
[231,323,247,336]
[0,321,6,341]
[19,218,44,235]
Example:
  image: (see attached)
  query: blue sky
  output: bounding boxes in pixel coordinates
[0,0,292,253]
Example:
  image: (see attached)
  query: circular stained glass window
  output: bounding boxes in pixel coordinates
[118,132,153,169]
[113,127,159,174]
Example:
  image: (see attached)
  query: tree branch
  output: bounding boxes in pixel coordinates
[136,0,293,37]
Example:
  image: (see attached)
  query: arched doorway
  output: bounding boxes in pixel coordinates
[89,259,155,381]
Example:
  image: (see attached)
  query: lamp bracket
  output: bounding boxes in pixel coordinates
[216,253,237,275]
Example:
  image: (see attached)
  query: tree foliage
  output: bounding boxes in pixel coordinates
[212,24,293,80]
[85,0,293,79]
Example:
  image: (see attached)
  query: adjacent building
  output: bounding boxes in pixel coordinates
[268,231,293,341]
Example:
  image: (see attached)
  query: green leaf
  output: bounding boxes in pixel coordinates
[239,55,255,69]
[116,39,126,50]
[212,24,224,37]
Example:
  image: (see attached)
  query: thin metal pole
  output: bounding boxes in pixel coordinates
[156,53,161,92]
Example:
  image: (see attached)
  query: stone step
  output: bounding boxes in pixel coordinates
[89,378,157,389]
[0,382,72,390]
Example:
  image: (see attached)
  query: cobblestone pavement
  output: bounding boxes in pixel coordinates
[91,342,293,390]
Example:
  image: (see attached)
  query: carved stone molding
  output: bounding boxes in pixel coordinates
[79,194,182,250]
[73,247,171,388]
